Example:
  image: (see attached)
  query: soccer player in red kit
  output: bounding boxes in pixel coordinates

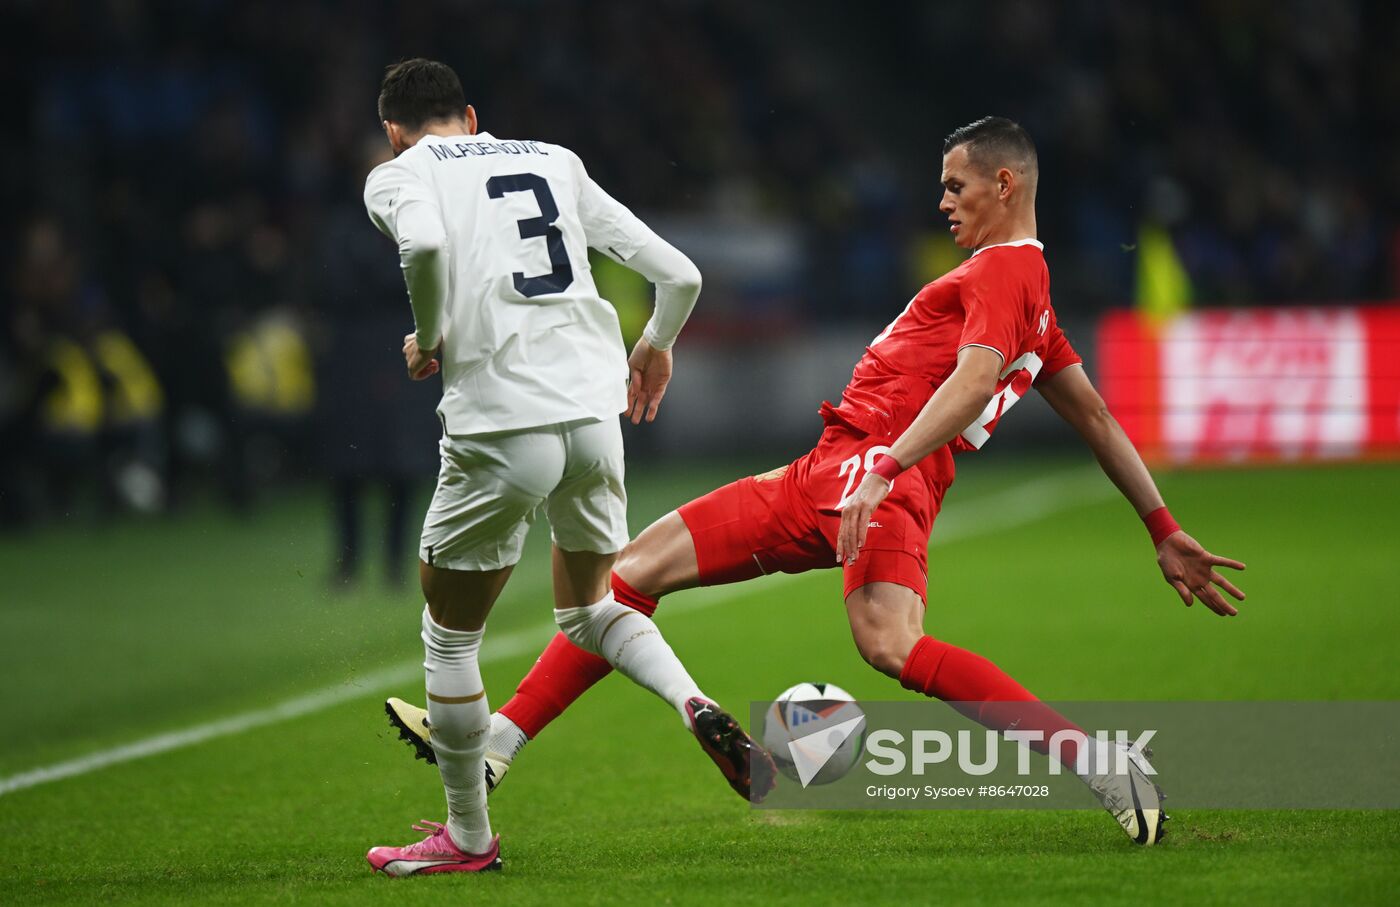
[386,117,1246,846]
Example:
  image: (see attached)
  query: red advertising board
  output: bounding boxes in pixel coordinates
[1098,306,1400,463]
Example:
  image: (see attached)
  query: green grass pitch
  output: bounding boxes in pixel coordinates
[2,458,1398,904]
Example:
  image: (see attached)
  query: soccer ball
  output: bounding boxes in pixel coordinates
[762,682,866,786]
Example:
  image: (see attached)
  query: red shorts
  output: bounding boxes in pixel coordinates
[677,424,954,601]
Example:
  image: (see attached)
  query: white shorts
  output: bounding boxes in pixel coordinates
[420,417,629,572]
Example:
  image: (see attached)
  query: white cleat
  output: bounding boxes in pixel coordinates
[483,752,510,794]
[1086,742,1168,845]
[384,697,511,794]
[385,698,434,764]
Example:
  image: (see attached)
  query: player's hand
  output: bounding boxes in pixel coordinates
[1156,530,1247,616]
[836,473,891,566]
[626,337,672,424]
[403,332,440,381]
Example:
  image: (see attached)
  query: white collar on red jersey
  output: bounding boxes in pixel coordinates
[971,238,1044,257]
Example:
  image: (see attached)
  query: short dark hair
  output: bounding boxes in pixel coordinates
[943,116,1037,177]
[377,58,467,130]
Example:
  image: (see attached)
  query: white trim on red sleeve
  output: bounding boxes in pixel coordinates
[957,342,1008,365]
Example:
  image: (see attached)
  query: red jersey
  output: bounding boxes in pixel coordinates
[821,239,1081,456]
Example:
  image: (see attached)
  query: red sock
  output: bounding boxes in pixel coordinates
[611,572,658,617]
[497,572,658,738]
[899,636,1085,771]
[497,632,611,738]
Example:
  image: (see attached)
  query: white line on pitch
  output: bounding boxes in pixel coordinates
[0,465,1112,797]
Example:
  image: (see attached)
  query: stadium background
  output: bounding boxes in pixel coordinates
[2,1,1398,904]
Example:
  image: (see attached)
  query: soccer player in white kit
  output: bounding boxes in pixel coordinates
[360,59,769,876]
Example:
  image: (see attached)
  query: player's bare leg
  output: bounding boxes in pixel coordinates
[843,581,925,678]
[844,581,1165,845]
[421,560,511,630]
[552,544,614,606]
[367,560,506,876]
[612,511,703,596]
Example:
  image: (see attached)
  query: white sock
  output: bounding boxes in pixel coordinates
[487,713,529,762]
[555,592,703,723]
[420,606,493,854]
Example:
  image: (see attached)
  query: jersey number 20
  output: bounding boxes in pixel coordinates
[836,444,894,509]
[486,173,575,298]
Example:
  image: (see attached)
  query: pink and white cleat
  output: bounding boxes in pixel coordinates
[366,821,502,877]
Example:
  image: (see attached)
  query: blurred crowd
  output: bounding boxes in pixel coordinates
[2,0,1397,533]
[871,0,1400,309]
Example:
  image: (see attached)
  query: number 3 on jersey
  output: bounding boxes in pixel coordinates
[836,445,893,509]
[486,172,575,298]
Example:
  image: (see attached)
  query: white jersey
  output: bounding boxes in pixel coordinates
[365,131,656,436]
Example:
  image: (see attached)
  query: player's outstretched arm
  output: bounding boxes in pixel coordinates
[1036,364,1246,616]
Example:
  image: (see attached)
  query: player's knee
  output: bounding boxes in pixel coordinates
[613,512,691,598]
[611,542,656,598]
[854,627,919,679]
[612,540,644,582]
